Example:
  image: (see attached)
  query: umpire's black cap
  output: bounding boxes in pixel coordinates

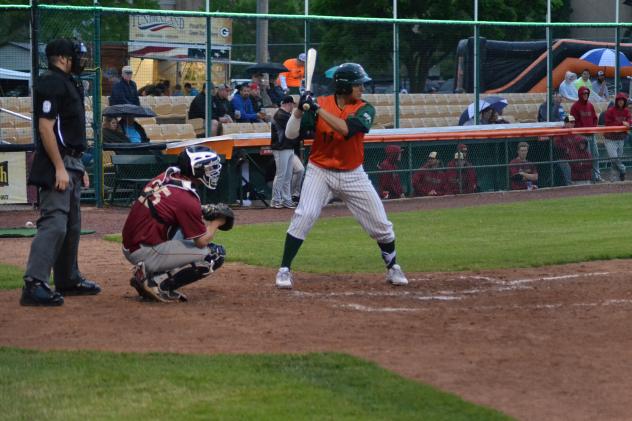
[45,39,75,58]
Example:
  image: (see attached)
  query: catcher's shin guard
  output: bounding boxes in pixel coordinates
[157,260,212,293]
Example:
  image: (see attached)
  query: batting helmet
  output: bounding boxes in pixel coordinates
[177,146,222,190]
[333,63,372,95]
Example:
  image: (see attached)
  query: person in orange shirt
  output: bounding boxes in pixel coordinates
[274,63,408,290]
[276,53,306,94]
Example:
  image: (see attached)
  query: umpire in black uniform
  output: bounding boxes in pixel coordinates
[21,39,101,306]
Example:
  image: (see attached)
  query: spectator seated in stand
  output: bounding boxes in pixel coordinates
[102,116,130,143]
[538,91,566,122]
[172,83,183,96]
[212,83,234,134]
[568,136,593,183]
[119,116,149,144]
[592,70,610,102]
[377,145,404,199]
[249,82,270,122]
[559,71,579,102]
[509,142,538,190]
[184,82,199,97]
[188,83,220,136]
[445,143,478,194]
[231,83,267,123]
[412,151,446,197]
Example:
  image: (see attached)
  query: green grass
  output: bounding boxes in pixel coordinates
[0,263,24,290]
[110,192,632,273]
[0,348,511,420]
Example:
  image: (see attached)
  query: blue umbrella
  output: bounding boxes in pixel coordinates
[459,96,508,125]
[580,48,632,67]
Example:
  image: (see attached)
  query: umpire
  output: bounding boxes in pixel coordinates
[20,38,101,306]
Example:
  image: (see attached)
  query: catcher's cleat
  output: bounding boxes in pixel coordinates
[275,267,293,289]
[130,263,167,303]
[159,288,188,302]
[386,264,408,286]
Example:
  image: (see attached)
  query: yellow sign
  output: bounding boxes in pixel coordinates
[129,15,232,46]
[0,152,27,204]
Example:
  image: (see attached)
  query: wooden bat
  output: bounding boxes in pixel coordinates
[302,48,317,111]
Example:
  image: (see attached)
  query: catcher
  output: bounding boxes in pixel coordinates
[121,146,235,302]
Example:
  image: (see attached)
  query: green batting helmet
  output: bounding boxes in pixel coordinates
[333,63,372,95]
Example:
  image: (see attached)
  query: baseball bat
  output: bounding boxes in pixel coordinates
[302,48,317,111]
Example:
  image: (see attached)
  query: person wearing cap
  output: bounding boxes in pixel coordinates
[110,64,140,106]
[604,92,631,181]
[592,70,610,101]
[270,96,303,208]
[276,52,306,94]
[552,115,581,185]
[212,83,234,127]
[445,144,478,194]
[21,38,101,306]
[412,151,446,196]
[377,145,405,199]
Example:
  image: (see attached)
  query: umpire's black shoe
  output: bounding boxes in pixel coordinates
[56,277,102,296]
[20,278,64,307]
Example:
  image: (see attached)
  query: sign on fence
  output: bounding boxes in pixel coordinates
[0,152,27,204]
[129,15,232,62]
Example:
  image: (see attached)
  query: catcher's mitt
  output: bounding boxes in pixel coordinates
[202,203,234,231]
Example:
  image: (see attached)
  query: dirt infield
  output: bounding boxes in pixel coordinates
[2,183,632,421]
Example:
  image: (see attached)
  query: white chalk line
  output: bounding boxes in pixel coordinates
[292,271,620,313]
[337,299,632,313]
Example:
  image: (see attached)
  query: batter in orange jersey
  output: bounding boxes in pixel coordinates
[274,63,409,290]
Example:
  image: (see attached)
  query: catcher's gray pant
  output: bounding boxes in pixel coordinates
[288,163,395,243]
[271,149,294,204]
[24,169,83,288]
[123,234,210,276]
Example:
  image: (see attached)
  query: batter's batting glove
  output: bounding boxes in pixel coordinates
[202,203,235,231]
[299,93,319,112]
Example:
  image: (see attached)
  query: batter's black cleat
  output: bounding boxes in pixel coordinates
[20,278,64,306]
[56,277,101,296]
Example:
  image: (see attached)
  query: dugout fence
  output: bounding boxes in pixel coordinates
[0,3,631,206]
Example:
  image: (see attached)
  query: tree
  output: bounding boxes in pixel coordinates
[310,0,568,92]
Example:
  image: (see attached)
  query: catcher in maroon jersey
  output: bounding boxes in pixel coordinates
[122,146,233,302]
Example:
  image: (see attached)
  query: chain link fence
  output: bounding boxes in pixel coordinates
[0,3,631,207]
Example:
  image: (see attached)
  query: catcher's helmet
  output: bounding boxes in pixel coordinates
[333,63,372,95]
[177,145,222,189]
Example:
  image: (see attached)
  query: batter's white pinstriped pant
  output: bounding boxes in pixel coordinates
[287,163,395,243]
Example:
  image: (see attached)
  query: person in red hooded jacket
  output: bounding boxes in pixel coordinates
[570,86,602,182]
[603,92,631,181]
[377,144,404,199]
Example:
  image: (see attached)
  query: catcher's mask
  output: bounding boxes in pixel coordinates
[177,146,222,190]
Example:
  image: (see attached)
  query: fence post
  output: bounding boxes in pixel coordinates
[93,1,103,207]
[393,0,400,128]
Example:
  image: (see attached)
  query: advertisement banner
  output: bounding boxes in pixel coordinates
[0,152,27,204]
[129,16,232,62]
